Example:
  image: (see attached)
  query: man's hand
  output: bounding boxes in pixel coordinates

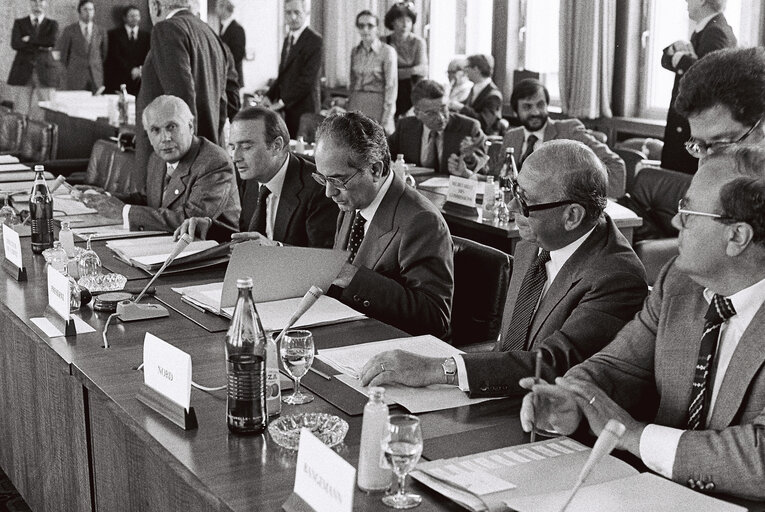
[174,217,212,241]
[332,262,359,288]
[130,66,142,80]
[230,231,278,246]
[360,349,445,387]
[448,100,464,111]
[448,154,473,178]
[21,35,30,43]
[519,377,582,436]
[81,192,125,219]
[670,40,694,54]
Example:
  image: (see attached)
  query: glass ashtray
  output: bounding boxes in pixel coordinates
[78,273,127,292]
[268,412,348,450]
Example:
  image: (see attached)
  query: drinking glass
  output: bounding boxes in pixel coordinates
[381,414,423,509]
[0,195,19,226]
[280,329,315,404]
[77,234,102,278]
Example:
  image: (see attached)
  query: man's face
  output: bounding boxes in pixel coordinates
[30,0,46,16]
[687,104,765,160]
[464,64,481,84]
[414,97,449,132]
[215,3,229,21]
[79,2,95,23]
[356,14,378,43]
[686,0,705,22]
[145,103,194,163]
[124,8,140,28]
[516,88,549,132]
[149,0,163,24]
[284,0,307,31]
[447,64,466,86]
[314,139,380,212]
[228,119,282,183]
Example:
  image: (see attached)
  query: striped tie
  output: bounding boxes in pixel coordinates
[502,249,551,351]
[687,294,736,430]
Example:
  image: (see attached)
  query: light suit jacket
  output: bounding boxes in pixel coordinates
[55,22,107,90]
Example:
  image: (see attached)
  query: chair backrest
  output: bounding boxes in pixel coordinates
[616,137,663,161]
[16,118,57,162]
[0,111,25,154]
[614,147,646,195]
[634,239,679,286]
[587,129,608,144]
[85,139,135,195]
[296,112,325,144]
[450,236,512,346]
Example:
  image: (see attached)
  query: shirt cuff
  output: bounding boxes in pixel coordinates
[122,204,131,230]
[671,51,684,68]
[453,354,470,392]
[639,424,684,479]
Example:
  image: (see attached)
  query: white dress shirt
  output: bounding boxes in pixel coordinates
[639,276,765,479]
[122,162,179,229]
[521,125,547,156]
[261,156,289,240]
[29,14,45,24]
[79,21,93,41]
[165,8,187,20]
[357,171,394,236]
[125,25,138,40]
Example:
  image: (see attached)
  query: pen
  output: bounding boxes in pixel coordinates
[530,349,542,444]
[308,366,331,380]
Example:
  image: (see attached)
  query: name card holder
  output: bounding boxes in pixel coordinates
[44,305,76,337]
[136,384,198,431]
[3,224,27,281]
[443,176,479,218]
[2,257,27,281]
[46,266,76,336]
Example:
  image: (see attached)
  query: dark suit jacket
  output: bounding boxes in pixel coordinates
[502,119,627,198]
[8,16,60,87]
[568,259,765,499]
[387,114,485,173]
[660,13,736,174]
[332,174,454,338]
[55,22,107,91]
[221,19,245,88]
[463,216,647,397]
[460,80,503,136]
[125,136,240,233]
[104,26,150,95]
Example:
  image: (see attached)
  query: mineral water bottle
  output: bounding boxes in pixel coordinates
[225,277,268,434]
[483,176,496,222]
[118,84,129,126]
[266,332,282,417]
[393,154,416,188]
[59,220,76,257]
[30,166,53,254]
[358,387,392,492]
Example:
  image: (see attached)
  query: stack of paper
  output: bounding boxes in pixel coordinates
[72,225,165,241]
[106,236,220,271]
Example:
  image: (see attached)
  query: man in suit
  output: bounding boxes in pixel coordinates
[55,0,107,92]
[174,106,337,247]
[360,140,647,392]
[7,0,59,118]
[264,0,323,138]
[660,0,736,174]
[387,79,485,174]
[104,5,150,95]
[520,145,765,500]
[447,56,473,105]
[314,112,454,339]
[83,95,240,233]
[449,54,504,136]
[216,0,246,89]
[504,79,627,198]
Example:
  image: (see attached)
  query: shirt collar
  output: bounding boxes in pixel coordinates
[166,161,179,175]
[289,23,308,42]
[263,155,289,197]
[703,276,765,327]
[166,8,187,20]
[523,123,547,142]
[220,16,233,33]
[79,20,93,30]
[30,14,44,23]
[545,225,597,276]
[358,171,394,226]
[693,12,720,33]
[472,77,492,98]
[359,37,382,53]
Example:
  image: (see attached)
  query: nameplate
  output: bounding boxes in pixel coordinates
[285,429,355,512]
[3,224,23,269]
[446,176,479,208]
[47,266,71,321]
[143,333,192,411]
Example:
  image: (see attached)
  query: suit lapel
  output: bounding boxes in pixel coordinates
[472,85,490,109]
[543,120,559,143]
[161,137,199,208]
[280,29,309,71]
[273,155,302,242]
[497,241,536,348]
[335,211,353,250]
[441,117,460,170]
[353,175,403,269]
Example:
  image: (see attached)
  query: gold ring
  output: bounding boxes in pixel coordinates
[380,363,386,373]
[588,396,596,406]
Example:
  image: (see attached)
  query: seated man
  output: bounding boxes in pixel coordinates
[84,95,240,233]
[387,79,485,175]
[504,79,626,199]
[520,145,765,500]
[447,56,472,105]
[361,140,647,395]
[315,112,454,339]
[174,106,337,247]
[450,54,504,136]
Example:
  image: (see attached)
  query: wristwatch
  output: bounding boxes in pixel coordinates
[441,357,457,385]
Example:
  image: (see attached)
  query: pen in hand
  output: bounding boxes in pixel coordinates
[530,349,543,444]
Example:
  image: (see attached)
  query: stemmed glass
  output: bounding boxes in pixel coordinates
[381,414,423,509]
[77,234,102,278]
[0,194,19,227]
[280,329,315,404]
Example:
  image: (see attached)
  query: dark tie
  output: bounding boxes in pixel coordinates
[346,213,366,263]
[282,35,294,64]
[502,249,551,351]
[424,131,439,171]
[687,294,736,430]
[252,185,271,236]
[32,17,39,31]
[520,134,538,168]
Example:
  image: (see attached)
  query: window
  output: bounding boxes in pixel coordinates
[520,0,560,103]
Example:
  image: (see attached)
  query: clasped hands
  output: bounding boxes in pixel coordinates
[447,136,490,178]
[75,185,125,219]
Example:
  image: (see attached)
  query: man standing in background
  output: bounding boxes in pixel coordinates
[216,0,246,90]
[105,5,150,95]
[55,0,107,92]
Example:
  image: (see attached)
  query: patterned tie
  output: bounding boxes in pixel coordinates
[502,249,551,351]
[687,294,736,430]
[253,185,271,236]
[346,212,366,263]
[520,134,538,168]
[424,131,439,171]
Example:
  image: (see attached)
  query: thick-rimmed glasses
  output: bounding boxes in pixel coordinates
[510,177,577,217]
[676,198,734,228]
[684,117,763,159]
[414,105,448,120]
[311,168,363,191]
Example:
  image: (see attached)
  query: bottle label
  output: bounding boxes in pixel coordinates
[227,354,267,433]
[266,366,281,416]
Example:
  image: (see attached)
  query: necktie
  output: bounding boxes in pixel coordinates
[253,185,271,236]
[502,249,551,351]
[520,134,538,168]
[130,29,136,41]
[346,213,366,263]
[32,17,38,31]
[84,25,91,44]
[687,294,736,430]
[424,131,440,171]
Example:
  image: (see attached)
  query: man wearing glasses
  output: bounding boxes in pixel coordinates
[359,140,647,393]
[520,145,765,499]
[314,112,454,339]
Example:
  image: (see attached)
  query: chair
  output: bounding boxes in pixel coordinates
[614,147,646,195]
[84,139,136,195]
[616,137,663,161]
[296,112,325,144]
[450,236,512,347]
[16,118,58,162]
[0,110,25,154]
[587,129,608,144]
[634,238,678,286]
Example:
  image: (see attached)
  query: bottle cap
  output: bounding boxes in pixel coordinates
[236,277,254,288]
[34,164,45,172]
[61,221,70,230]
[368,386,385,400]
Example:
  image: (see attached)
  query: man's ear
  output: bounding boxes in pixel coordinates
[562,204,586,232]
[726,222,755,257]
[270,136,286,153]
[370,160,384,179]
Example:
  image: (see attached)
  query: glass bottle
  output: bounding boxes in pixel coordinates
[118,84,129,126]
[483,176,496,222]
[77,234,102,278]
[59,220,76,258]
[295,135,306,154]
[29,165,54,254]
[225,277,268,435]
[0,194,19,245]
[393,154,416,189]
[43,241,68,273]
[358,387,392,492]
[63,264,81,312]
[266,332,282,417]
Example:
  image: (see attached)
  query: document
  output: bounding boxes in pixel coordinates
[0,155,19,164]
[419,176,486,196]
[106,236,219,271]
[72,225,165,241]
[0,163,30,172]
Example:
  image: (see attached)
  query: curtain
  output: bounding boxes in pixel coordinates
[558,0,616,118]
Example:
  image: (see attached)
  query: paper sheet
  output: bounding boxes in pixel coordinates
[73,225,166,241]
[107,236,217,266]
[31,316,96,337]
[0,163,31,172]
[53,197,98,216]
[0,155,19,164]
[419,177,486,196]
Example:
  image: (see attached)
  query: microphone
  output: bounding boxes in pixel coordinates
[273,285,324,346]
[49,175,69,193]
[558,419,626,512]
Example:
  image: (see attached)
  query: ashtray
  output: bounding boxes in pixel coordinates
[78,273,127,292]
[268,412,348,450]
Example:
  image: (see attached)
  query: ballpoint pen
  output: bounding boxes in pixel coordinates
[530,349,542,444]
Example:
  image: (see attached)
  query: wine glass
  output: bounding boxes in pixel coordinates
[381,414,423,509]
[280,329,315,405]
[0,194,19,226]
[77,234,102,278]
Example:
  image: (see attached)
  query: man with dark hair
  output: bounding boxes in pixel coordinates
[450,54,504,136]
[660,0,736,174]
[175,106,337,248]
[55,0,107,92]
[360,140,647,394]
[387,79,485,174]
[216,0,246,89]
[104,5,150,95]
[521,144,765,500]
[503,78,627,198]
[314,112,454,338]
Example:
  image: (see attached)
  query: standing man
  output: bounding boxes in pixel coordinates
[449,54,504,136]
[660,0,735,174]
[265,0,323,138]
[216,0,246,90]
[7,0,59,119]
[104,5,150,95]
[55,0,107,92]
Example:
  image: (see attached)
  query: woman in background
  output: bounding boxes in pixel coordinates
[384,2,428,117]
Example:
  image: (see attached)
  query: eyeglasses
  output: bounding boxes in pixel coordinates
[311,168,363,191]
[356,22,376,29]
[414,105,448,119]
[684,117,763,159]
[676,198,734,228]
[510,177,578,217]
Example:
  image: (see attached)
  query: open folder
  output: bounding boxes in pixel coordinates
[106,236,229,272]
